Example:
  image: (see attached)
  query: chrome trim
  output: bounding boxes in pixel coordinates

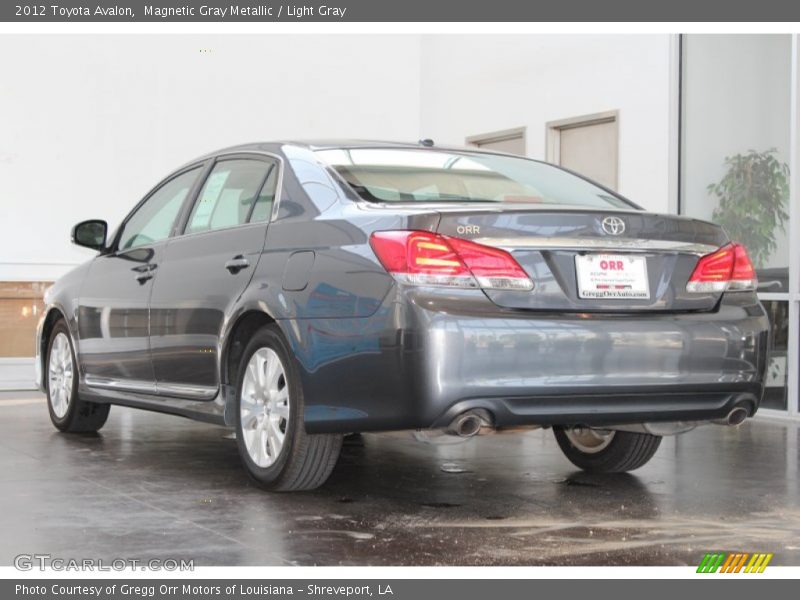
[601,215,626,236]
[113,151,285,250]
[84,375,218,400]
[157,382,218,400]
[474,237,718,255]
[85,376,157,395]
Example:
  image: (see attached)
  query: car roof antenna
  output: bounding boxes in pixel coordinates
[418,138,435,147]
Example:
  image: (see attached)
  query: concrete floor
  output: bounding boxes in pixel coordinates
[1,391,798,566]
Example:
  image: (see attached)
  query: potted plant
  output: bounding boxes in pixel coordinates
[707,148,789,268]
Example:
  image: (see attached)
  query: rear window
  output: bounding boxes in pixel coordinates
[315,148,634,209]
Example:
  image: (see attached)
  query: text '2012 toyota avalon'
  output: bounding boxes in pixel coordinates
[36,141,770,491]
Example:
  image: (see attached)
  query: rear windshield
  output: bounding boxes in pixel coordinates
[315,148,634,209]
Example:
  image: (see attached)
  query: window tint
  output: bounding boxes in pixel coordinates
[118,167,200,251]
[187,159,274,234]
[315,148,634,209]
[249,163,279,223]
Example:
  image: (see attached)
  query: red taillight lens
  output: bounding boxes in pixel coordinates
[369,230,533,291]
[448,236,533,291]
[368,230,475,288]
[731,244,757,286]
[686,243,757,293]
[688,245,735,290]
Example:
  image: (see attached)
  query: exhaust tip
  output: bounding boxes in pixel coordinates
[446,410,492,438]
[456,416,483,437]
[726,406,748,426]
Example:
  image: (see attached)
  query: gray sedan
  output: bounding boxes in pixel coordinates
[35,141,769,490]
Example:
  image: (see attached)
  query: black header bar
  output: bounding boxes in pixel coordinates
[3,0,800,22]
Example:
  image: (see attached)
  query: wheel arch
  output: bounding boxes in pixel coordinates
[36,305,72,392]
[219,308,281,426]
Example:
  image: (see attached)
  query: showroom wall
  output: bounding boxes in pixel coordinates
[419,35,673,214]
[0,34,674,283]
[1,33,675,284]
[681,34,791,270]
[0,34,422,282]
[0,33,673,387]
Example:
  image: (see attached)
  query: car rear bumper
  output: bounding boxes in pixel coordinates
[287,287,770,433]
[430,386,761,429]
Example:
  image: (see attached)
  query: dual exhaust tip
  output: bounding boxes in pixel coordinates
[445,403,751,439]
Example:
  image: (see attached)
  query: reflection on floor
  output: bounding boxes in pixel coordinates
[0,392,798,566]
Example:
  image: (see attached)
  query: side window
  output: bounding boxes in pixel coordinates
[249,163,279,223]
[186,159,275,234]
[118,167,201,251]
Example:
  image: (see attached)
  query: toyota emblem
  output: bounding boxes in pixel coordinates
[601,216,626,236]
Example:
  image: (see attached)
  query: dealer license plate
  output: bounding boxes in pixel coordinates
[575,254,650,299]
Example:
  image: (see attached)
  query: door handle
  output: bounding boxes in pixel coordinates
[225,255,250,274]
[133,263,158,284]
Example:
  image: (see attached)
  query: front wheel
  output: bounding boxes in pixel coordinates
[46,320,110,433]
[234,324,343,491]
[553,426,661,473]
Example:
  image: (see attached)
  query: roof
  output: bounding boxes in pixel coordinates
[184,138,532,166]
[200,139,482,157]
[181,139,493,170]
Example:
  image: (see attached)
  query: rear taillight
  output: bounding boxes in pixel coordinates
[369,230,533,291]
[686,243,757,293]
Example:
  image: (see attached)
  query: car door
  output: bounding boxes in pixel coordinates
[148,154,280,397]
[77,165,204,390]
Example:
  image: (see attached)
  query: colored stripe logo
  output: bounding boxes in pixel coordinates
[697,552,773,573]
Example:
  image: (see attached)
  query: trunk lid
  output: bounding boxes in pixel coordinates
[433,205,728,312]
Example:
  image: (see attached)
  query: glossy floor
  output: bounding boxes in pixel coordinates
[0,392,798,566]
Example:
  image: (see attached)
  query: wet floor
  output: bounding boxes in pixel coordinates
[0,392,798,566]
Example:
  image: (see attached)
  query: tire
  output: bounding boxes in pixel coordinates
[46,320,110,433]
[553,426,661,473]
[234,324,343,491]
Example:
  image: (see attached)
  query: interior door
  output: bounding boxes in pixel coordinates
[77,166,203,390]
[148,156,279,397]
[548,112,619,190]
[468,128,526,156]
[559,120,618,190]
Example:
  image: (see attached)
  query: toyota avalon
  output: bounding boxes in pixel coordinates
[36,141,770,490]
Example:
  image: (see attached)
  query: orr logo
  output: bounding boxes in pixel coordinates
[696,552,773,573]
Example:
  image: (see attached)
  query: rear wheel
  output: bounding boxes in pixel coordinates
[46,321,110,433]
[553,426,661,473]
[235,324,343,491]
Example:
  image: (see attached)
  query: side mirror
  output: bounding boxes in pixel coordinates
[71,220,108,251]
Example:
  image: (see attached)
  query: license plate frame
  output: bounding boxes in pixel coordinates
[575,253,650,300]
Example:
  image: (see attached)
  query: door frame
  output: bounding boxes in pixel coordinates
[466,126,527,154]
[546,110,620,189]
[147,152,282,399]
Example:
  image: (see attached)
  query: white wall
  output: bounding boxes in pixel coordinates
[681,34,791,270]
[419,35,673,213]
[0,35,422,281]
[0,34,674,283]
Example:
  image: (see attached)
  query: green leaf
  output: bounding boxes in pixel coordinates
[706,149,789,268]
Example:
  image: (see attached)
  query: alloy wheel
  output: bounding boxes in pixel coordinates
[48,332,74,419]
[240,348,291,468]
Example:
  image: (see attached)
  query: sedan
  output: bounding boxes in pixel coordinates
[36,141,770,490]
